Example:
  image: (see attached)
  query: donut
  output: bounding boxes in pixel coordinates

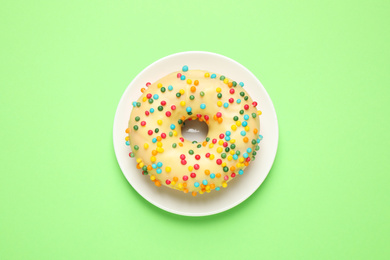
[126,66,262,196]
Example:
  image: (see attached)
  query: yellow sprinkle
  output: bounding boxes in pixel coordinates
[222,182,227,188]
[171,181,176,186]
[236,163,241,168]
[239,157,245,163]
[245,126,250,131]
[208,143,214,148]
[230,139,236,144]
[142,97,147,102]
[157,83,162,88]
[179,89,185,95]
[188,166,193,171]
[157,120,162,125]
[157,142,163,147]
[216,87,221,93]
[206,190,211,193]
[217,101,222,107]
[230,150,235,155]
[216,147,223,153]
[125,136,129,141]
[218,140,224,145]
[205,185,211,191]
[136,158,142,163]
[144,143,149,149]
[156,147,164,153]
[210,154,215,160]
[257,110,262,115]
[180,101,186,106]
[186,79,192,84]
[236,121,241,126]
[205,73,210,78]
[227,155,233,161]
[178,183,183,189]
[150,156,156,162]
[173,130,178,136]
[199,190,204,194]
[223,78,229,84]
[139,162,144,168]
[165,166,171,172]
[221,162,227,167]
[231,125,237,131]
[150,175,156,181]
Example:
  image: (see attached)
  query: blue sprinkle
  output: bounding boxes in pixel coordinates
[132,102,137,107]
[243,153,249,158]
[257,138,260,143]
[182,65,188,72]
[239,169,244,175]
[247,148,252,153]
[240,131,246,136]
[152,164,157,169]
[152,138,157,143]
[180,75,186,80]
[200,104,206,109]
[156,169,162,174]
[202,180,208,185]
[233,154,238,160]
[170,124,176,130]
[210,173,215,179]
[223,103,229,108]
[168,85,173,91]
[157,162,163,168]
[194,182,200,188]
[259,135,263,140]
[125,141,130,146]
[211,74,216,79]
[244,115,249,120]
[236,99,241,104]
[150,108,155,113]
[225,136,231,141]
[242,121,248,127]
[215,187,220,191]
[226,131,231,136]
[186,107,192,113]
[239,82,244,87]
[153,94,159,100]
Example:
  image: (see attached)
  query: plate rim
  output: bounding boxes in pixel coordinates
[113,51,279,217]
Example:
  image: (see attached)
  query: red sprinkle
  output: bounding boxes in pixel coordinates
[223,142,228,147]
[229,89,235,94]
[246,157,251,162]
[197,114,202,118]
[219,134,225,139]
[145,111,150,116]
[161,133,166,139]
[244,104,249,110]
[212,139,217,144]
[166,179,171,185]
[180,154,186,160]
[183,175,188,181]
[205,153,210,158]
[195,155,201,160]
[140,121,146,126]
[161,101,166,106]
[146,82,151,87]
[252,101,258,107]
[148,130,153,135]
[231,173,236,178]
[165,111,171,117]
[190,173,196,178]
[216,112,222,118]
[171,105,176,110]
[204,115,210,120]
[180,137,184,142]
[216,159,222,165]
[224,175,229,180]
[147,93,152,99]
[229,98,234,103]
[181,160,187,165]
[194,164,200,170]
[177,73,181,78]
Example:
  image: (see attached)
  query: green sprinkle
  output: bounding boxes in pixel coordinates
[142,165,147,171]
[148,99,153,104]
[172,143,177,148]
[136,102,141,107]
[221,153,227,159]
[206,137,210,142]
[133,125,138,130]
[134,145,139,150]
[155,128,159,133]
[251,139,256,144]
[158,106,163,111]
[240,92,245,97]
[255,145,260,151]
[239,110,244,115]
[244,96,249,101]
[135,116,140,121]
[217,93,222,99]
[161,87,166,93]
[169,131,173,137]
[236,151,240,155]
[197,144,201,148]
[233,116,239,121]
[187,112,193,115]
[253,151,257,156]
[200,91,205,96]
[189,150,194,155]
[232,81,237,87]
[225,147,230,152]
[252,113,256,118]
[178,119,183,124]
[223,166,229,172]
[220,75,225,81]
[190,95,195,100]
[230,144,236,149]
[176,93,181,98]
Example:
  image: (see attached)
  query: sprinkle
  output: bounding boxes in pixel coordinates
[217,93,222,99]
[231,125,237,131]
[187,79,192,84]
[217,101,222,107]
[161,87,166,93]
[194,182,200,187]
[144,143,149,149]
[242,121,248,127]
[183,175,188,181]
[140,121,146,126]
[200,91,205,97]
[157,169,162,174]
[170,124,175,130]
[180,101,186,106]
[210,173,215,179]
[216,87,221,93]
[153,94,159,100]
[239,169,244,175]
[205,73,210,77]
[220,75,225,81]
[182,65,188,72]
[180,75,186,80]
[190,173,196,178]
[168,85,173,91]
[236,99,241,104]
[239,82,244,87]
[186,107,192,113]
[211,74,216,79]
[202,180,208,185]
[190,86,196,92]
[223,103,229,108]
[223,78,229,84]
[244,104,249,110]
[147,130,153,135]
[150,108,155,113]
[216,112,222,118]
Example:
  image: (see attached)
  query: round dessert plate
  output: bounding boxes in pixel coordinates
[113,51,278,216]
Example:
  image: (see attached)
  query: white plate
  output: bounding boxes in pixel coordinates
[113,51,279,216]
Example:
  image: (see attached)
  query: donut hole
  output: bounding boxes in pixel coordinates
[181,119,209,143]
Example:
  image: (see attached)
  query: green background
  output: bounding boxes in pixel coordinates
[1,0,389,259]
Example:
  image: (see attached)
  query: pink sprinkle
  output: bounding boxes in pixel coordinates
[161,133,166,139]
[216,112,222,118]
[147,93,152,99]
[195,155,201,160]
[229,89,235,94]
[177,73,182,78]
[183,175,188,181]
[212,139,217,144]
[194,164,199,170]
[204,115,210,120]
[181,160,187,165]
[180,154,186,160]
[219,134,225,139]
[161,101,166,106]
[205,153,210,158]
[190,173,196,178]
[231,173,236,178]
[216,159,222,165]
[224,175,229,181]
[244,104,249,110]
[229,98,234,103]
[140,121,146,126]
[148,130,153,135]
[145,111,150,116]
[146,82,151,87]
[252,101,258,107]
[223,142,228,147]
[166,179,171,185]
[165,111,171,117]
[171,105,176,110]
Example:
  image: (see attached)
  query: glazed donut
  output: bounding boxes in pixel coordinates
[126,66,261,196]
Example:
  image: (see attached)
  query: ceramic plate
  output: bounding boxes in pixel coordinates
[113,51,278,216]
